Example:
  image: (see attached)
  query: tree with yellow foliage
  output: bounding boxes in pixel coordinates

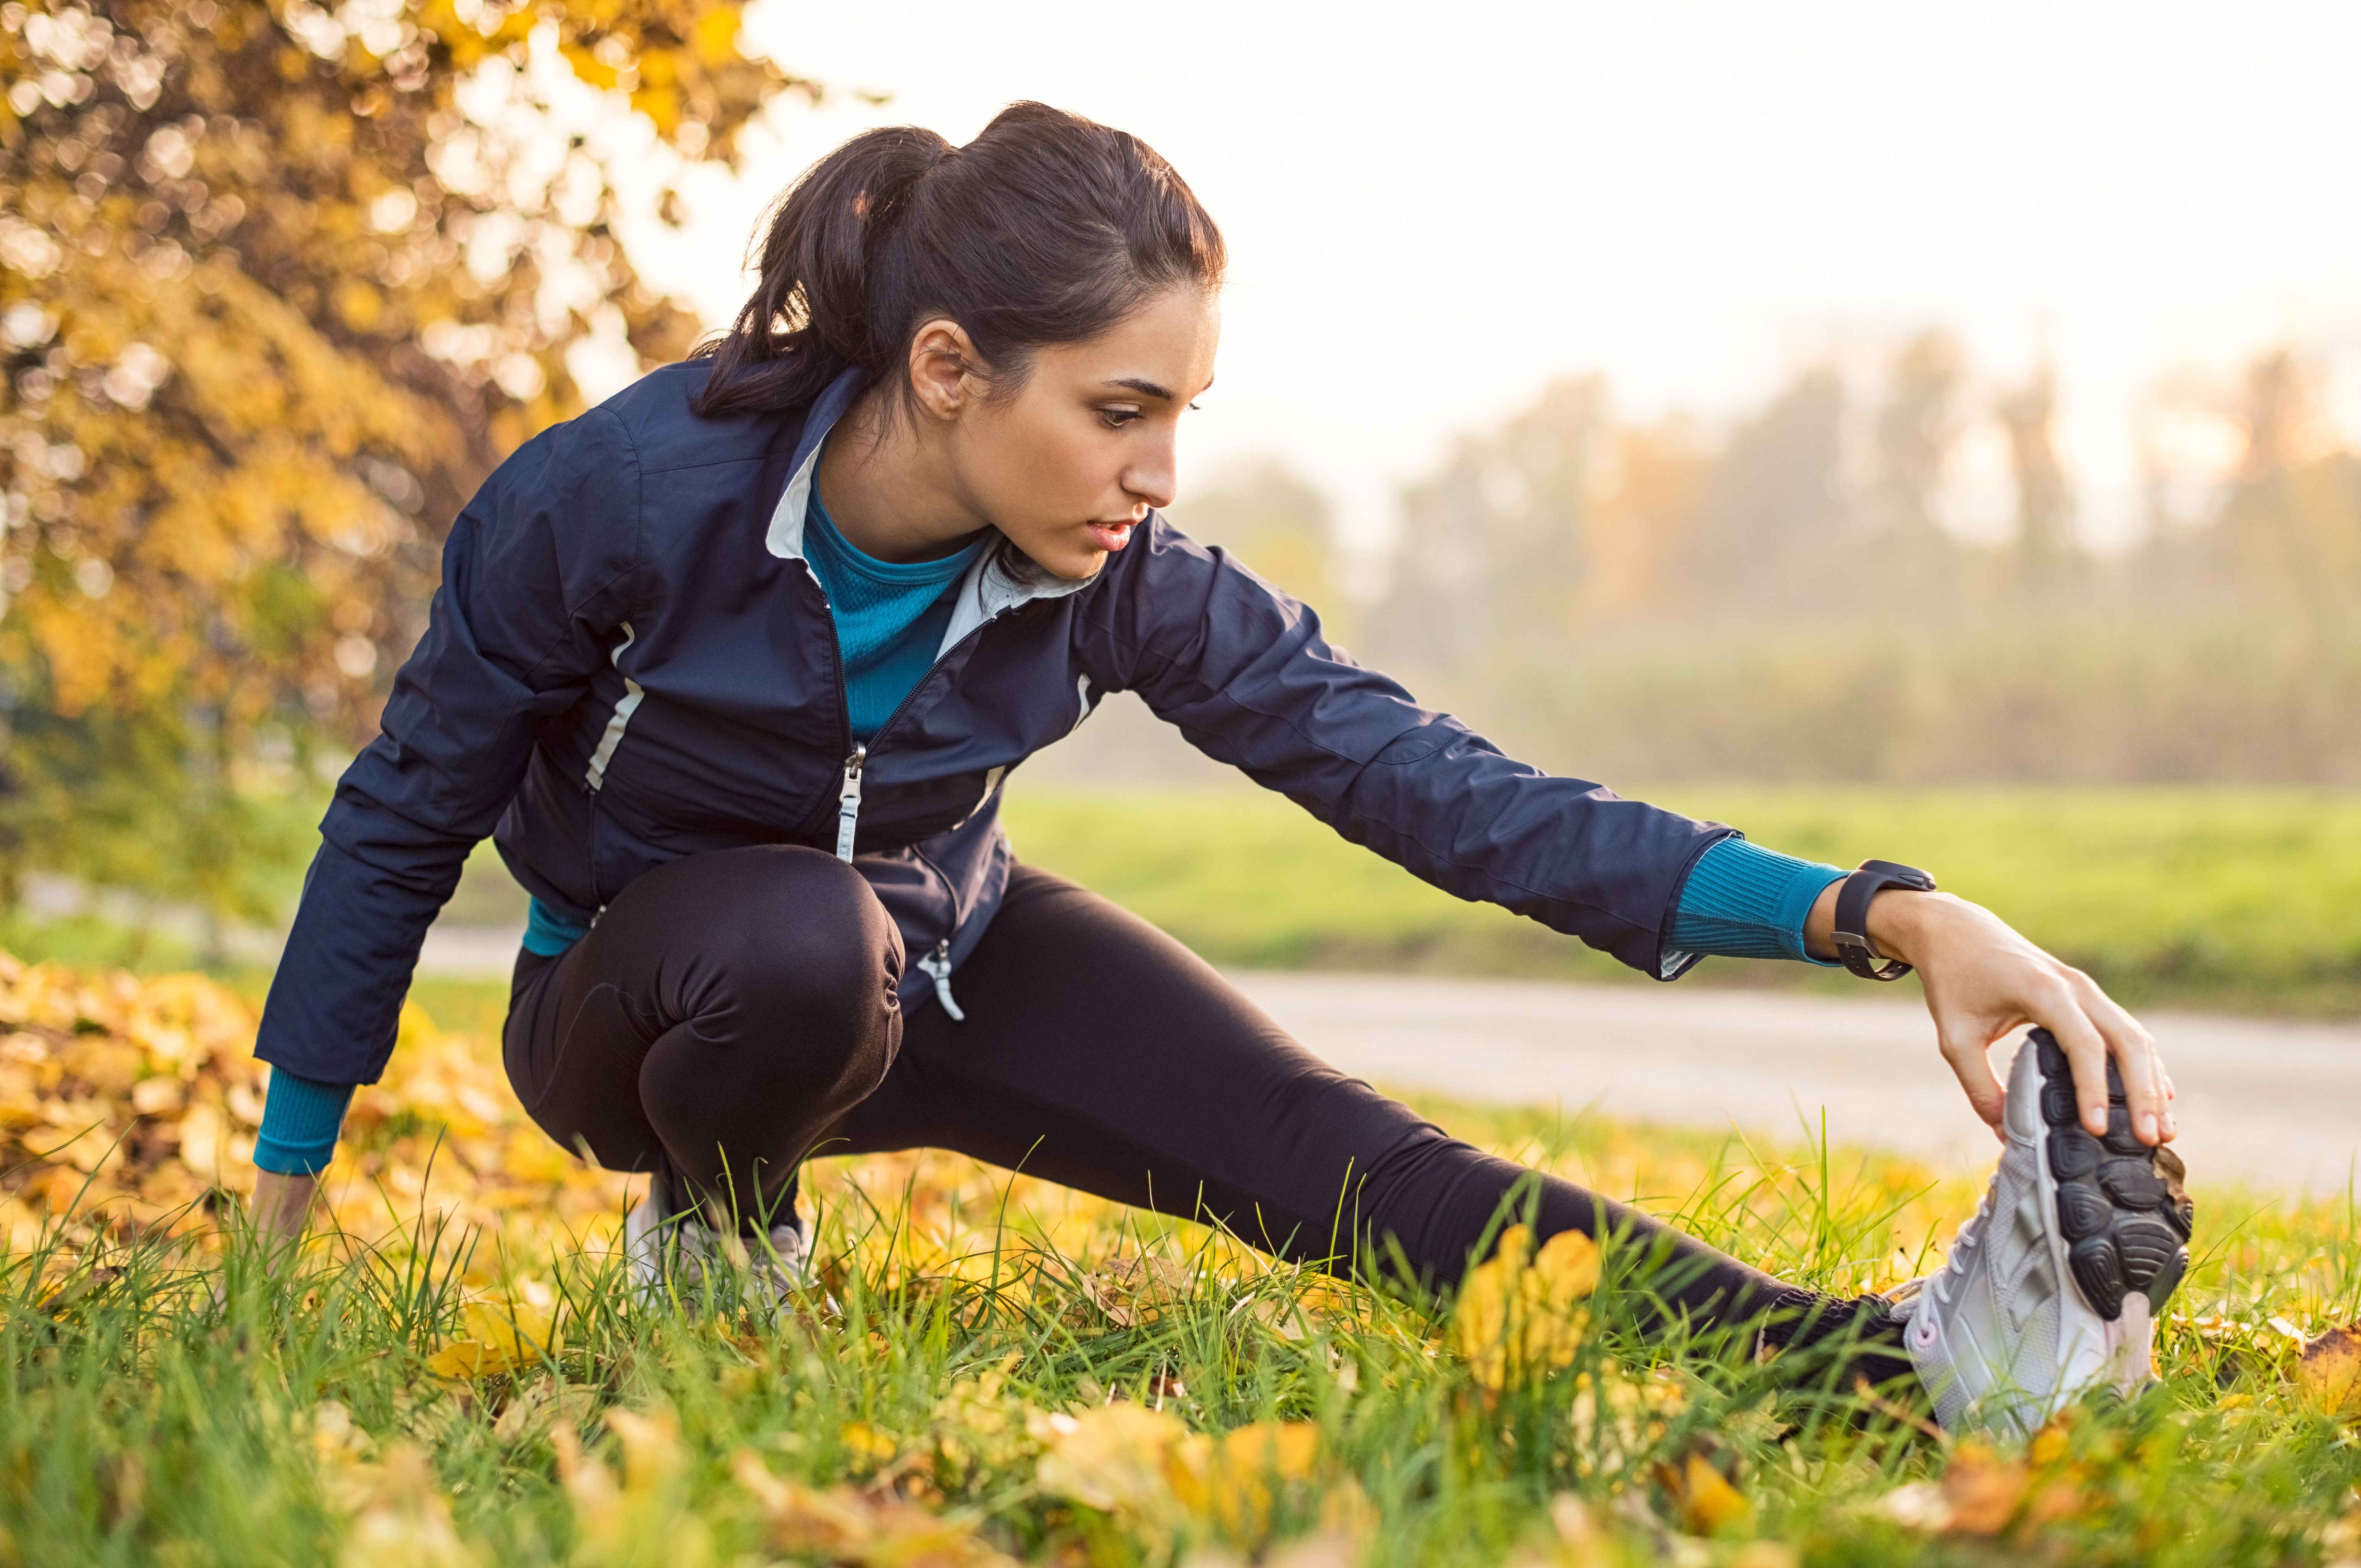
[0,0,807,941]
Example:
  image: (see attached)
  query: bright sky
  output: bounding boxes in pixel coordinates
[618,0,2361,557]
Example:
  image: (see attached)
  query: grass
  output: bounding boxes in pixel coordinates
[9,784,2359,1018]
[1000,784,2361,1017]
[6,958,2361,1565]
[8,1106,2361,1565]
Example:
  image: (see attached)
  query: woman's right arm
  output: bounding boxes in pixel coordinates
[248,405,641,1236]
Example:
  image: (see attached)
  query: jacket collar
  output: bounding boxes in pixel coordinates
[763,368,1090,653]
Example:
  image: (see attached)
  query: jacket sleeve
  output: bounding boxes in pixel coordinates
[1072,518,1732,978]
[255,407,642,1083]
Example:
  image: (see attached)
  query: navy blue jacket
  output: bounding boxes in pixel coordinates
[257,364,1732,1085]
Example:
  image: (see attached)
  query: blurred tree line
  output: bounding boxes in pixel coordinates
[1181,332,2361,787]
[0,0,802,948]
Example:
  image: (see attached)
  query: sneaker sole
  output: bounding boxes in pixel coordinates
[2031,1028,2193,1321]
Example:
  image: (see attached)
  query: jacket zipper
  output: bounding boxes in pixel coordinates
[821,602,1021,862]
[914,940,965,1021]
[833,744,865,862]
[817,595,1029,1022]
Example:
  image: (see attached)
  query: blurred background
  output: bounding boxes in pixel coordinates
[3,0,2358,1023]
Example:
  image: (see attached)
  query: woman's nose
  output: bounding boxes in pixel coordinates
[1125,434,1179,511]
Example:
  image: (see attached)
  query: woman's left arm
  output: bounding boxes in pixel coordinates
[1806,885,2177,1148]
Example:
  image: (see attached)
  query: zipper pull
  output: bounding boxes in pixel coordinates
[917,940,965,1022]
[835,745,866,862]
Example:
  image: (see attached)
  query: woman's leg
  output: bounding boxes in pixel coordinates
[503,844,903,1231]
[833,864,1852,1344]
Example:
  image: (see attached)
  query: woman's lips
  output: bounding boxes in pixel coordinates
[1085,520,1136,552]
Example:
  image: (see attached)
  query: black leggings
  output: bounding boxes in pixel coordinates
[503,844,1895,1361]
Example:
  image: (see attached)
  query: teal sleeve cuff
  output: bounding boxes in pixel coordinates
[1669,837,1847,965]
[523,896,591,958]
[252,1069,356,1176]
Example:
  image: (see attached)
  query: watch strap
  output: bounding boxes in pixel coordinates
[1831,858,1938,981]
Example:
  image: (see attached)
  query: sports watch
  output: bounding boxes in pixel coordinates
[1831,859,1938,981]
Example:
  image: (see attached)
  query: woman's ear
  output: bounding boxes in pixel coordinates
[907,318,986,421]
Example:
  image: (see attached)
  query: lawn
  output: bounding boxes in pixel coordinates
[7,784,2357,1020]
[1001,784,2361,1017]
[7,955,2361,1565]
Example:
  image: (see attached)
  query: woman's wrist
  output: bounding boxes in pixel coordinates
[249,1168,319,1244]
[1801,878,1959,967]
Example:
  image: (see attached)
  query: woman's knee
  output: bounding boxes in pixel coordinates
[606,845,902,1018]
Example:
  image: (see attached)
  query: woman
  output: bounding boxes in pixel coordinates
[250,103,2189,1437]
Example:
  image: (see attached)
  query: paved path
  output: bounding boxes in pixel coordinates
[418,926,2358,1194]
[1227,972,2361,1196]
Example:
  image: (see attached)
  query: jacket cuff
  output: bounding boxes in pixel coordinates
[252,1069,356,1176]
[1667,837,1847,966]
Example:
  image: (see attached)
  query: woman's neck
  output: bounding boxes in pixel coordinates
[812,389,990,565]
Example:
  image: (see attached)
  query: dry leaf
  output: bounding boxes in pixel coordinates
[1168,1421,1322,1542]
[1034,1402,1192,1516]
[425,1301,556,1382]
[1451,1225,1600,1391]
[2301,1325,2361,1417]
[1084,1254,1192,1328]
[493,1380,599,1445]
[1652,1448,1750,1536]
[1940,1440,2031,1536]
[335,1441,484,1568]
[732,1450,1013,1566]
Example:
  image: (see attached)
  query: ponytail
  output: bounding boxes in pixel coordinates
[691,103,1225,420]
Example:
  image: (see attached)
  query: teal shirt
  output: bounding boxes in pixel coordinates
[802,489,986,740]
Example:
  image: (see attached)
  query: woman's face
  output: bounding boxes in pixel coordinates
[944,284,1221,581]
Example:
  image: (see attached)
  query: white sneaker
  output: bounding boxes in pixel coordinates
[623,1178,814,1308]
[1901,1030,2192,1438]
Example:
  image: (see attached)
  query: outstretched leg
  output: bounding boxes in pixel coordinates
[833,863,1864,1348]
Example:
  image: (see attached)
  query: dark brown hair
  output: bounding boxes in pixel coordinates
[691,102,1225,419]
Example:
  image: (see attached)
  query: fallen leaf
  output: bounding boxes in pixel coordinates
[1034,1402,1190,1515]
[840,1419,900,1471]
[1451,1225,1601,1391]
[1940,1441,2030,1536]
[1168,1421,1322,1542]
[335,1441,484,1568]
[1084,1254,1192,1327]
[732,1450,1013,1566]
[1652,1448,1750,1536]
[493,1379,599,1445]
[2301,1325,2361,1417]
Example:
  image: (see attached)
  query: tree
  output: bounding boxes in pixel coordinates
[1368,376,1604,681]
[0,0,808,943]
[1166,456,1349,643]
[1995,363,2077,601]
[1863,328,1965,610]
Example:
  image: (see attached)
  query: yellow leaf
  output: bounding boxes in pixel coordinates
[839,1420,899,1470]
[2300,1324,2361,1417]
[1451,1225,1600,1390]
[733,1450,1012,1565]
[1167,1421,1322,1543]
[1661,1450,1750,1536]
[335,1442,484,1568]
[1034,1403,1190,1515]
[1939,1440,2030,1536]
[424,1340,500,1380]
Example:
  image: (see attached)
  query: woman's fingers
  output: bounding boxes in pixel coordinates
[1885,892,2177,1148]
[2079,975,2172,1143]
[2041,998,2120,1141]
[1936,1023,2008,1135]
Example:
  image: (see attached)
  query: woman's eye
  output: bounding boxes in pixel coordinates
[1099,409,1142,429]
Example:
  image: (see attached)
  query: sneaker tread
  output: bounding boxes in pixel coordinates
[2028,1027,2191,1321]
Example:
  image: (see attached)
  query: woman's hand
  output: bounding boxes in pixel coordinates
[1805,885,2176,1148]
[249,1168,320,1247]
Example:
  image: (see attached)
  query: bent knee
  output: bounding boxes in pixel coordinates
[621,845,902,1007]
